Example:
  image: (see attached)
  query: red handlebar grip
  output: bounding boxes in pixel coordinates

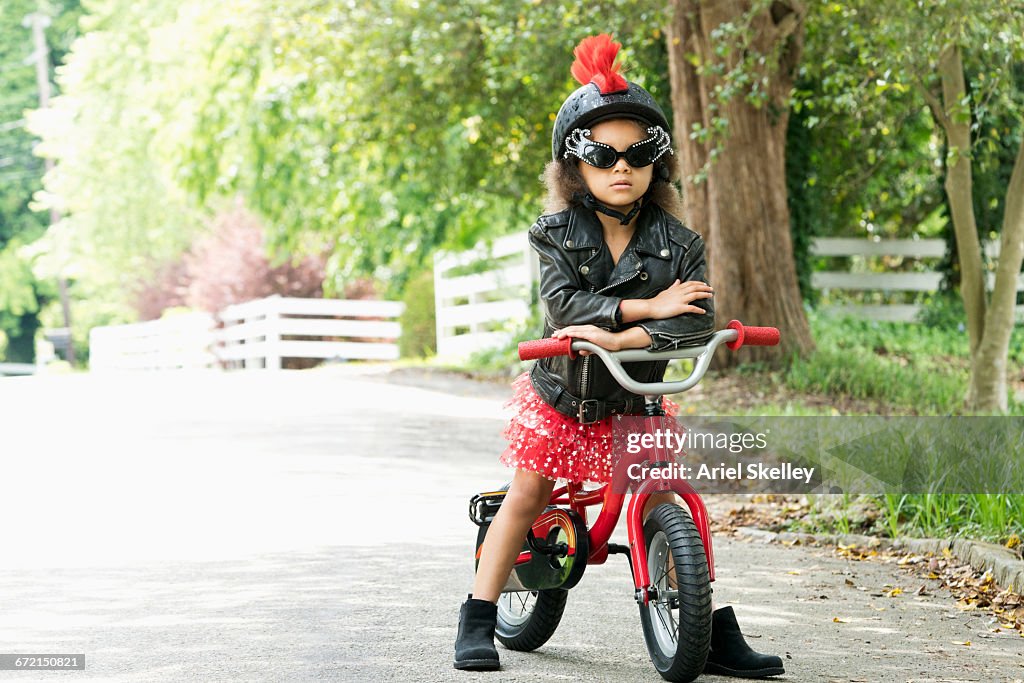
[743,325,780,346]
[518,337,577,361]
[725,320,780,350]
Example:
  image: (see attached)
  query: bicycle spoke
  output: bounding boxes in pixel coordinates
[666,605,678,641]
[654,600,675,639]
[654,560,669,588]
[516,589,532,618]
[504,590,535,618]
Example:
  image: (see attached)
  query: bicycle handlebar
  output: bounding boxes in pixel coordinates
[517,319,781,396]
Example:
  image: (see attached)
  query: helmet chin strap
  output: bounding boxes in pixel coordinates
[577,191,644,225]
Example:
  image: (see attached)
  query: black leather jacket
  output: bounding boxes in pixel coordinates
[527,201,715,423]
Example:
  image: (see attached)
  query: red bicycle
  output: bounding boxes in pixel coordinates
[469,320,780,682]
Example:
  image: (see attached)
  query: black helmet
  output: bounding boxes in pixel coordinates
[551,34,671,161]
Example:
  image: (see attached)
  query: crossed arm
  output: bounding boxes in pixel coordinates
[530,226,716,355]
[554,279,713,354]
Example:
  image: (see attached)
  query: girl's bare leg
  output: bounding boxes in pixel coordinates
[471,468,557,603]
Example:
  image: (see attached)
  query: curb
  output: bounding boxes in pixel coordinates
[734,527,1024,593]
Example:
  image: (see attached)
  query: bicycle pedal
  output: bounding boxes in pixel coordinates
[468,490,507,526]
[607,543,630,555]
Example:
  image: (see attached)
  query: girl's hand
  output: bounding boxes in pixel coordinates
[647,279,713,320]
[552,325,620,355]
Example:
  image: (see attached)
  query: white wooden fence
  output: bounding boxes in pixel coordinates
[83,238,1024,369]
[218,296,403,370]
[89,295,403,372]
[0,363,37,377]
[811,237,1024,322]
[433,233,538,359]
[89,312,217,371]
[433,234,1024,358]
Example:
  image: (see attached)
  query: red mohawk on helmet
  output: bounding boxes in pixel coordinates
[570,34,629,95]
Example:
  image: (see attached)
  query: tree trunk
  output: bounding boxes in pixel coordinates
[667,0,814,367]
[968,137,1024,412]
[935,46,986,357]
[932,45,1023,413]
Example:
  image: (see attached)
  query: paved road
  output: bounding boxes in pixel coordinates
[0,368,1022,682]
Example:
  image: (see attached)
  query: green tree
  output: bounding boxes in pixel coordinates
[179,0,671,296]
[32,0,673,311]
[666,0,814,364]
[28,0,204,311]
[0,0,83,363]
[811,0,1024,412]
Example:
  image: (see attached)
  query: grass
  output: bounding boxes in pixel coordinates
[786,307,1024,415]
[803,493,1024,546]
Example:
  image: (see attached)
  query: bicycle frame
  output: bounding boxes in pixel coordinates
[511,322,779,604]
[507,439,714,605]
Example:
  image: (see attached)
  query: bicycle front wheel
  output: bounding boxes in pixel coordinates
[638,503,712,682]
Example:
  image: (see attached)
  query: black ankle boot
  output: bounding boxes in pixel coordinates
[704,606,785,679]
[454,595,500,671]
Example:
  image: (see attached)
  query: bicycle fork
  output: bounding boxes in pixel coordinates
[625,478,715,605]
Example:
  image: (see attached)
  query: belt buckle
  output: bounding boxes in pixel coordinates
[578,399,601,424]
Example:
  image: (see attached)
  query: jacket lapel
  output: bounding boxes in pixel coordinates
[566,207,611,289]
[598,203,671,293]
[634,203,672,262]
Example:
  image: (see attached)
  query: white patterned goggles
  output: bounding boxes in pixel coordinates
[564,125,673,168]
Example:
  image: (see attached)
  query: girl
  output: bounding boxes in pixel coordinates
[454,34,785,679]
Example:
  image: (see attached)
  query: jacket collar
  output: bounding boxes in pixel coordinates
[563,203,603,251]
[564,200,672,260]
[633,202,672,260]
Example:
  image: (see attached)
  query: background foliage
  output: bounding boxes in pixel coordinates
[3,0,1021,376]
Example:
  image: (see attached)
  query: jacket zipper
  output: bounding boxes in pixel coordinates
[581,255,643,398]
[579,249,598,398]
[597,267,641,295]
[579,281,596,398]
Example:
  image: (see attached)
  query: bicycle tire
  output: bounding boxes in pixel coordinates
[638,503,712,682]
[495,588,568,651]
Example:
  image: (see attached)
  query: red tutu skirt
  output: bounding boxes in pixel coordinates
[499,372,680,485]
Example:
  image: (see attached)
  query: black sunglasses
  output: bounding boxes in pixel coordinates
[564,125,673,169]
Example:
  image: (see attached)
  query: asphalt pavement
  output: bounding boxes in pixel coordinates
[0,367,1021,682]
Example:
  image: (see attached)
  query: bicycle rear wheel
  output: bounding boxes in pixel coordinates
[472,483,569,652]
[495,588,568,651]
[638,503,712,682]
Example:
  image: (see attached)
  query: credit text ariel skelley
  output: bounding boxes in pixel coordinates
[625,461,816,485]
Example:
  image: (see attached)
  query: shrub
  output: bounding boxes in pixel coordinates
[399,269,436,358]
[916,291,966,330]
[133,202,326,319]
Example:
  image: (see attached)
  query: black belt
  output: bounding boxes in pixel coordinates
[552,390,647,424]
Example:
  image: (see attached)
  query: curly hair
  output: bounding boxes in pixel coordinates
[541,119,686,221]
